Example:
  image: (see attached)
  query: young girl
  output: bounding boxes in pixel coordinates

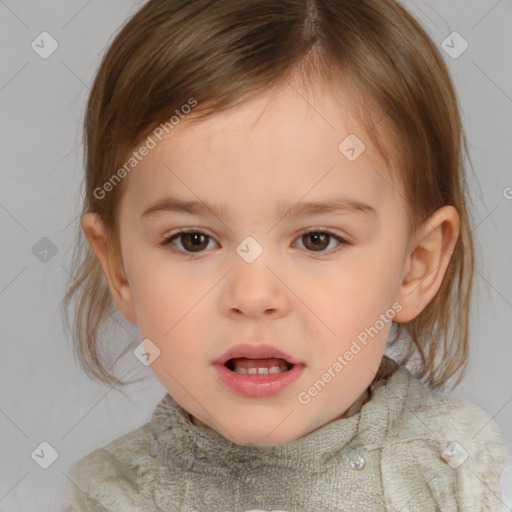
[61,0,509,510]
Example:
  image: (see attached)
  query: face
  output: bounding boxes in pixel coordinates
[112,79,413,446]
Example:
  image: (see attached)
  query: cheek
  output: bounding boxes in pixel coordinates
[130,264,212,363]
[298,254,400,361]
[127,253,201,331]
[305,256,398,320]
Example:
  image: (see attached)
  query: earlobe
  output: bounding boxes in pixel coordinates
[80,212,137,324]
[394,205,460,322]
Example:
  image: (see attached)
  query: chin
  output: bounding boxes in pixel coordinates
[192,405,313,446]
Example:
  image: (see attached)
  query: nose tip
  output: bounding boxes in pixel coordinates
[226,279,285,319]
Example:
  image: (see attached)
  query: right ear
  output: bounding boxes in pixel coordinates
[80,212,137,324]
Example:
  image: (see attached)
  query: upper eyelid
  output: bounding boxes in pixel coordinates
[163,227,347,240]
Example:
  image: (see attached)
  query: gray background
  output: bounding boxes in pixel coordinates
[1,0,511,510]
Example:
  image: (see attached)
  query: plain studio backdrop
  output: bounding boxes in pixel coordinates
[0,0,511,510]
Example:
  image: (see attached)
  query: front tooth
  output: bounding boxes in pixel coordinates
[233,366,286,374]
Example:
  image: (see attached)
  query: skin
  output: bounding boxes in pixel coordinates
[82,76,460,447]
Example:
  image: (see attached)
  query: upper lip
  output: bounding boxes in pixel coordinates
[213,343,301,366]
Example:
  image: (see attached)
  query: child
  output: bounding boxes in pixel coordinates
[61,0,509,510]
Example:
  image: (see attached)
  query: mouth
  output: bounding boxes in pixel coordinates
[214,342,301,370]
[225,357,294,375]
[213,343,304,397]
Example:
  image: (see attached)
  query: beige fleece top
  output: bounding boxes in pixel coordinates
[61,363,508,511]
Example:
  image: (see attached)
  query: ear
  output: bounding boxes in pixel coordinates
[80,212,137,324]
[394,205,460,322]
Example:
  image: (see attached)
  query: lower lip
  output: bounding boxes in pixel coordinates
[213,362,305,397]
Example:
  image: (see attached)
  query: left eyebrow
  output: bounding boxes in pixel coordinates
[141,194,378,222]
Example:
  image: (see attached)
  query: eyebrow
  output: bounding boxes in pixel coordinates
[141,194,378,221]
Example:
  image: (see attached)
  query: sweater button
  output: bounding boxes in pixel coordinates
[194,449,207,460]
[347,447,366,470]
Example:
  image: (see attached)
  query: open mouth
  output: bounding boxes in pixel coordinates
[215,351,304,397]
[225,357,294,375]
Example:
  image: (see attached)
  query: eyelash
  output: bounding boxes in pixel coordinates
[160,228,348,258]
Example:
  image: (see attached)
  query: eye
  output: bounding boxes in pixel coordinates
[293,229,347,256]
[161,229,217,253]
[161,228,348,257]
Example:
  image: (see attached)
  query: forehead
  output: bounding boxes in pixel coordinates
[121,80,402,220]
[162,80,384,162]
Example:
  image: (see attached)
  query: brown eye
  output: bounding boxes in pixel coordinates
[161,229,347,257]
[162,230,214,253]
[302,232,330,251]
[296,230,347,255]
[180,232,209,252]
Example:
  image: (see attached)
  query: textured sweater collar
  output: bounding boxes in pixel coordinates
[149,358,414,474]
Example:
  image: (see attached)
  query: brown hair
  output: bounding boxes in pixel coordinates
[61,0,476,391]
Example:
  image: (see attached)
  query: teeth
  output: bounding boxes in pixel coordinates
[233,366,289,374]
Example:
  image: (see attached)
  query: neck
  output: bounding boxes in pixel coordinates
[339,385,372,419]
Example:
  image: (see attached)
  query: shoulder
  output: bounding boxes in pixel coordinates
[390,366,507,462]
[381,366,509,511]
[61,423,157,512]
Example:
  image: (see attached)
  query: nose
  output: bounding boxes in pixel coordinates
[219,254,290,319]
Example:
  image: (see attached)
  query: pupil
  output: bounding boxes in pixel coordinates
[306,233,328,251]
[184,233,207,251]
